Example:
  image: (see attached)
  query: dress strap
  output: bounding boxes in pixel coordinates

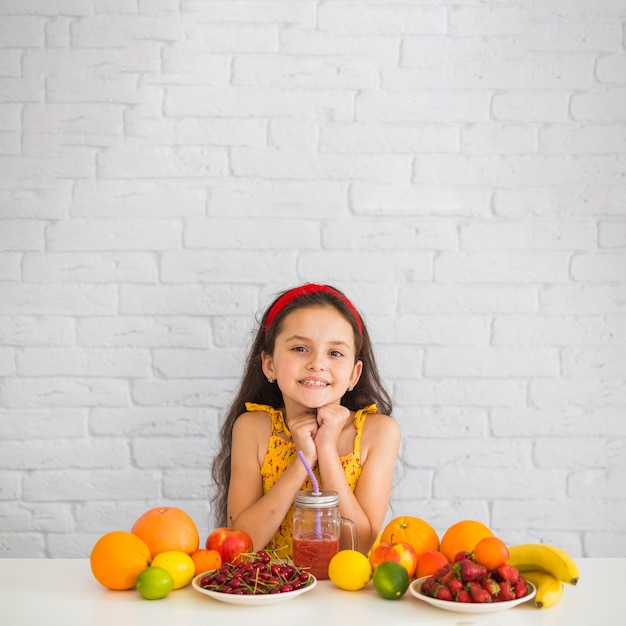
[353,404,377,457]
[245,402,291,438]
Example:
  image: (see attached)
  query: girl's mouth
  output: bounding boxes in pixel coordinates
[300,378,329,388]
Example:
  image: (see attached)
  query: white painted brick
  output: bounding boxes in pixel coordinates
[425,347,559,378]
[0,16,44,47]
[358,91,491,123]
[46,219,181,251]
[90,407,217,437]
[183,22,277,54]
[153,347,243,378]
[584,532,626,558]
[0,253,20,279]
[569,469,626,498]
[119,284,257,316]
[530,378,626,407]
[45,16,72,48]
[0,50,21,77]
[0,347,15,375]
[22,469,162,501]
[231,148,412,183]
[0,180,72,218]
[460,220,596,250]
[318,3,446,35]
[493,315,626,346]
[540,284,626,314]
[0,219,45,251]
[396,407,489,439]
[17,348,152,377]
[494,185,626,217]
[350,184,492,217]
[133,437,211,469]
[572,88,626,121]
[491,408,626,437]
[165,86,354,120]
[299,250,433,282]
[599,220,626,248]
[0,533,46,557]
[0,0,87,14]
[0,284,117,315]
[163,469,212,501]
[400,284,537,314]
[269,118,317,148]
[572,251,626,282]
[180,0,317,26]
[131,378,233,408]
[184,219,320,250]
[493,91,569,123]
[461,124,536,155]
[0,473,20,500]
[77,316,212,348]
[524,19,623,52]
[71,16,181,47]
[395,378,527,408]
[320,122,459,154]
[1,377,129,409]
[562,347,626,378]
[23,252,158,283]
[381,315,490,347]
[597,54,626,83]
[435,469,566,500]
[540,123,626,154]
[161,250,298,284]
[390,469,433,500]
[0,409,86,439]
[435,251,570,283]
[448,5,527,37]
[207,180,348,218]
[323,219,457,250]
[536,438,625,468]
[0,315,73,347]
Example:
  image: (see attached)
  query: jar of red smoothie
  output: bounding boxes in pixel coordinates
[292,490,357,580]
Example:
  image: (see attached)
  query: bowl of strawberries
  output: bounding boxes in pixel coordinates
[410,551,536,614]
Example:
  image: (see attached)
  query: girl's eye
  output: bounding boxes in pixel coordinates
[292,346,307,352]
[330,350,343,358]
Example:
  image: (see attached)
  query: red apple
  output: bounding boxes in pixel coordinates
[369,541,418,578]
[206,527,253,564]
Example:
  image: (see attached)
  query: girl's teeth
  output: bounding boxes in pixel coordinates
[303,380,326,387]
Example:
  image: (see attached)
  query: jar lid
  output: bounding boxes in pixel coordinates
[294,489,339,508]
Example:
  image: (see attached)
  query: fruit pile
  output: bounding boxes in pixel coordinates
[420,551,529,603]
[197,549,313,595]
[90,506,254,601]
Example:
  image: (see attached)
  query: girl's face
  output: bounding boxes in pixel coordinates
[261,305,363,411]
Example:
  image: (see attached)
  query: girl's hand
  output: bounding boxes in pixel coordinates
[314,404,351,450]
[287,410,318,465]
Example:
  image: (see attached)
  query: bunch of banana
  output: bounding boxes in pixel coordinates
[508,543,579,608]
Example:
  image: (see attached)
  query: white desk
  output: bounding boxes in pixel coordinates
[0,557,622,625]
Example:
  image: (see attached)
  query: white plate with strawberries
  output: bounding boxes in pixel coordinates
[410,577,536,614]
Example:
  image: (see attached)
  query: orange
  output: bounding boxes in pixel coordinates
[191,548,222,576]
[473,536,510,570]
[131,506,199,558]
[381,516,439,557]
[439,519,493,563]
[90,531,151,590]
[415,550,449,579]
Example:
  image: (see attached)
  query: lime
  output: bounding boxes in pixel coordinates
[372,560,410,600]
[151,551,195,589]
[328,549,372,591]
[135,566,174,600]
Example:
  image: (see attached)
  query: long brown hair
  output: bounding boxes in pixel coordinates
[210,284,393,527]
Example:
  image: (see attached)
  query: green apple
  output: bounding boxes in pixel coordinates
[135,566,174,600]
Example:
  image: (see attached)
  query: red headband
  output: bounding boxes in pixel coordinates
[264,284,363,346]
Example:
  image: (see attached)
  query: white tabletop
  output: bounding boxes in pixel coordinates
[0,557,622,625]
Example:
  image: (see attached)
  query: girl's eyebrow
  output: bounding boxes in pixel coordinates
[283,334,351,348]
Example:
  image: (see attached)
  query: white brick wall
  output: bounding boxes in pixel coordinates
[1,0,624,559]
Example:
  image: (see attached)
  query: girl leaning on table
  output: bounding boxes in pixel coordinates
[211,283,401,557]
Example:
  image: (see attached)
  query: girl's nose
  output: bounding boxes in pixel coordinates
[307,351,326,370]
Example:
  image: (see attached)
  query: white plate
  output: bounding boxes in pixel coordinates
[409,576,536,614]
[192,571,317,606]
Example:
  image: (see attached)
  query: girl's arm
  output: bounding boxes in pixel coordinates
[317,413,401,553]
[226,411,316,551]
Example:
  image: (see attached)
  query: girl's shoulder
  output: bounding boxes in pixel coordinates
[233,406,274,436]
[362,410,401,437]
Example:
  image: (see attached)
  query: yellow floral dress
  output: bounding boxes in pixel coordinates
[245,402,377,557]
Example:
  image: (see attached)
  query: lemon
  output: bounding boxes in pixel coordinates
[150,551,195,589]
[372,560,410,600]
[328,549,372,591]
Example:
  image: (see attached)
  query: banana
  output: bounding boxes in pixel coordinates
[523,570,564,608]
[508,543,579,586]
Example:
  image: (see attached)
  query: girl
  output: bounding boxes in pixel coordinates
[211,283,401,555]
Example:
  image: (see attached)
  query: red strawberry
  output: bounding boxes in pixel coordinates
[468,581,492,603]
[455,589,472,603]
[453,550,471,562]
[433,585,453,601]
[495,564,520,584]
[440,569,457,586]
[431,563,451,581]
[455,558,488,582]
[495,580,516,602]
[481,577,500,598]
[421,576,438,595]
[447,578,464,596]
[514,576,529,599]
